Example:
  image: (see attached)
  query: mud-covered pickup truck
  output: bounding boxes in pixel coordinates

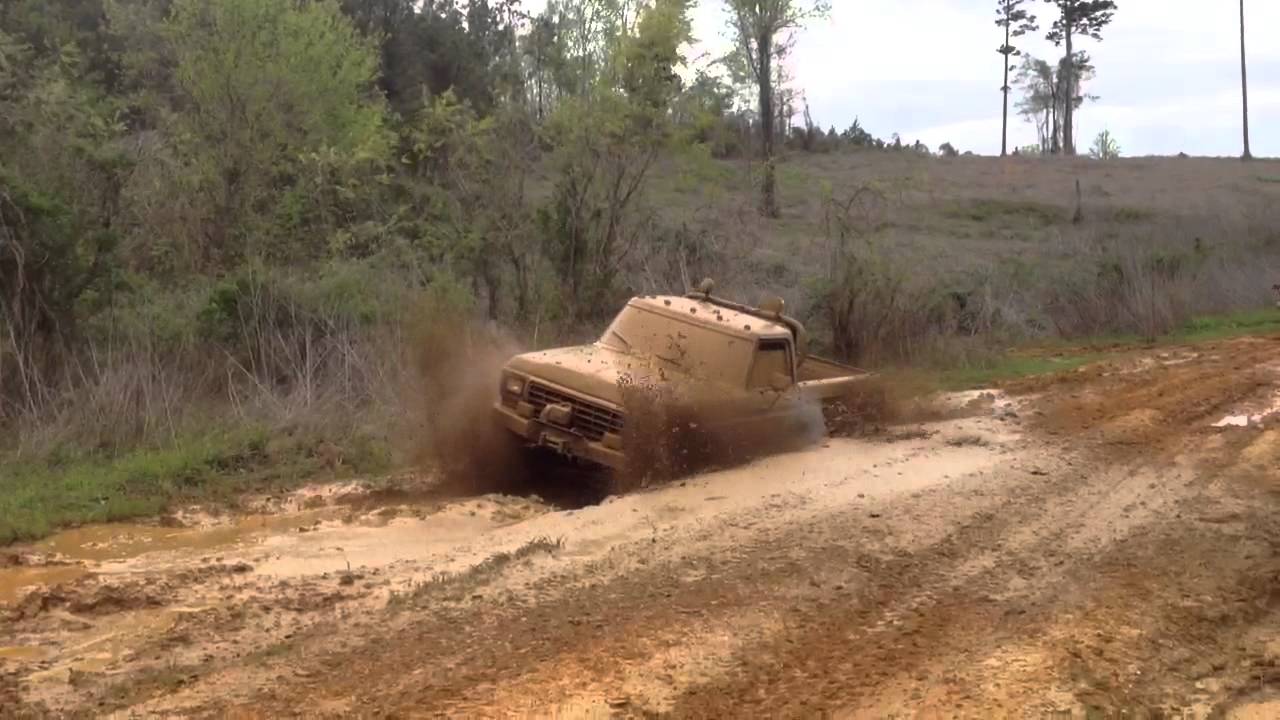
[493,284,872,470]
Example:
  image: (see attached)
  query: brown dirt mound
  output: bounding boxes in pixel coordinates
[9,583,164,622]
[7,563,253,623]
[1017,336,1280,460]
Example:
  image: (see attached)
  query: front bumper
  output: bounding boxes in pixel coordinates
[493,403,625,470]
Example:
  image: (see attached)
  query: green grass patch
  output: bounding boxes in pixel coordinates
[937,353,1102,391]
[1107,206,1154,223]
[933,307,1280,390]
[1173,308,1280,342]
[943,198,1064,226]
[0,428,392,545]
[1069,308,1280,348]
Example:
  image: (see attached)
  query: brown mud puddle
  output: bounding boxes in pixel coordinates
[1,493,552,611]
[0,564,91,606]
[1,490,556,712]
[0,645,53,662]
[0,511,339,607]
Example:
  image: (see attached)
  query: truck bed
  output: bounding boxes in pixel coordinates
[795,355,874,402]
[798,355,871,382]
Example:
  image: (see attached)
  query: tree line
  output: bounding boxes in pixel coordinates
[996,0,1257,160]
[0,0,914,426]
[995,0,1117,157]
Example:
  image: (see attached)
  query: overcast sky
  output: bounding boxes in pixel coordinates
[679,0,1279,157]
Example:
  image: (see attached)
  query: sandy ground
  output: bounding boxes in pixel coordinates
[2,335,1279,718]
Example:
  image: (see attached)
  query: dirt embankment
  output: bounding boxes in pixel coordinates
[1,335,1278,718]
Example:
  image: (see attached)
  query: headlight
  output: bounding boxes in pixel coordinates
[502,374,525,397]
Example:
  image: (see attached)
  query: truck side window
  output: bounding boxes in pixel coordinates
[747,339,793,388]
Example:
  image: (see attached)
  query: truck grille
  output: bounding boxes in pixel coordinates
[526,382,624,441]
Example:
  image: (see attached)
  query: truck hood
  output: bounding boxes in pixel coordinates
[505,344,653,407]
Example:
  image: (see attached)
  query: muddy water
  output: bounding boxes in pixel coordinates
[0,644,53,662]
[0,497,552,608]
[33,509,346,562]
[3,403,1024,714]
[252,506,521,578]
[26,608,185,675]
[0,564,90,605]
[0,493,553,705]
[0,510,340,606]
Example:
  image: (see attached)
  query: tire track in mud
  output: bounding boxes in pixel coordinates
[669,465,1278,718]
[665,454,1148,717]
[104,431,1021,717]
[207,438,1152,717]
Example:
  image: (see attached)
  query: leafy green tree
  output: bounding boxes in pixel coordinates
[996,0,1038,157]
[0,29,127,416]
[1042,0,1116,155]
[672,69,742,154]
[1089,129,1120,159]
[521,9,564,121]
[404,92,538,318]
[540,0,691,317]
[841,117,884,148]
[617,0,690,115]
[336,0,520,117]
[1015,51,1095,154]
[1,0,128,91]
[163,0,388,268]
[552,0,626,98]
[337,0,420,114]
[725,0,829,218]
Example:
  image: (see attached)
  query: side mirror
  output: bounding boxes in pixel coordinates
[769,372,792,392]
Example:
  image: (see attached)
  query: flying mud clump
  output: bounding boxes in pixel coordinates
[616,372,825,491]
[823,372,948,437]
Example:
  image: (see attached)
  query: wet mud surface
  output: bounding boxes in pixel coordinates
[2,335,1279,718]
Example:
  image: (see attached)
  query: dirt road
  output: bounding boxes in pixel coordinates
[3,336,1279,718]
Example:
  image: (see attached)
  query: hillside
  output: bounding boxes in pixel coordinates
[629,152,1280,363]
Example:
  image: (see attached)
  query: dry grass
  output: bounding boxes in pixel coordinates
[648,152,1280,365]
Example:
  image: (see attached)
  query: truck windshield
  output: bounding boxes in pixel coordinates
[599,304,754,386]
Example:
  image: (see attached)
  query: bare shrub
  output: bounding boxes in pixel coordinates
[3,263,422,459]
[1041,213,1278,341]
